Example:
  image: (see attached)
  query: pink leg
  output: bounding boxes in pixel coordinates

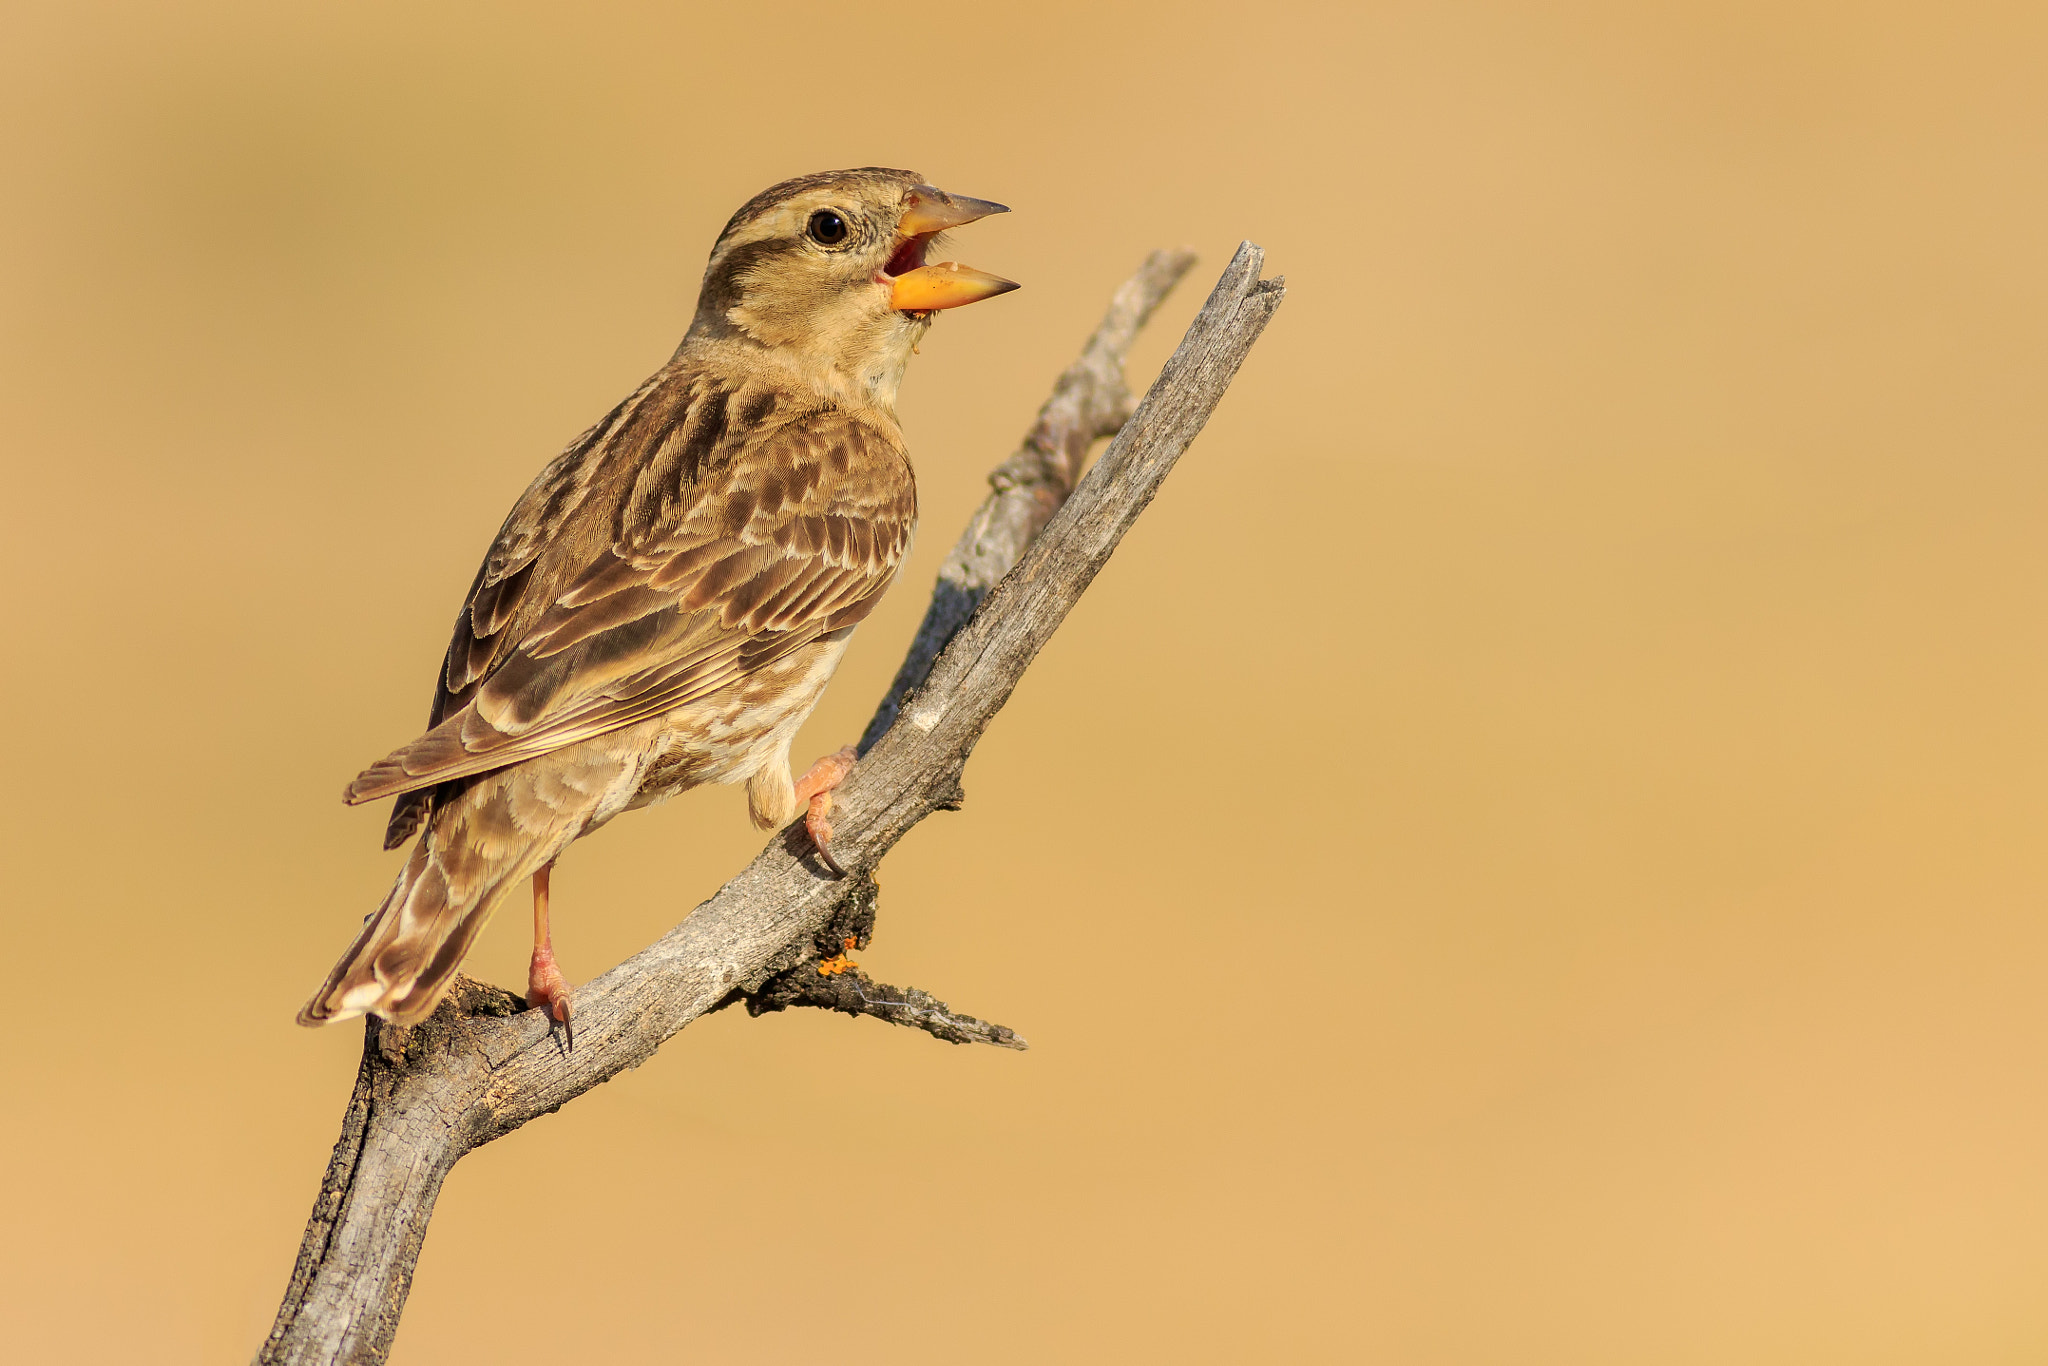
[526,862,573,1043]
[791,746,858,874]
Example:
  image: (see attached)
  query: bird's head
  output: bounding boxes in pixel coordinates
[682,167,1017,409]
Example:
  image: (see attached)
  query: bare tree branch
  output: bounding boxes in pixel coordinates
[257,243,1284,1366]
[727,869,1029,1048]
[860,247,1197,753]
[754,974,1029,1049]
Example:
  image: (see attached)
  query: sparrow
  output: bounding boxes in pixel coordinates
[298,167,1017,1031]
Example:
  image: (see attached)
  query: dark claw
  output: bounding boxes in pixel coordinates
[540,1003,573,1054]
[530,994,575,1053]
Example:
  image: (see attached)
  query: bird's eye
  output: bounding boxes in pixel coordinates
[807,209,850,246]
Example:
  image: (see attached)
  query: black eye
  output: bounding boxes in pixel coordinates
[807,209,850,246]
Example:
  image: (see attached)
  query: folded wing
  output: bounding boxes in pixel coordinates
[352,367,914,815]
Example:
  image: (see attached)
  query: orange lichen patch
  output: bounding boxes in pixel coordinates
[816,937,861,976]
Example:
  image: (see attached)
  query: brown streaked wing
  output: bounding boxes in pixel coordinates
[377,366,696,847]
[350,397,913,808]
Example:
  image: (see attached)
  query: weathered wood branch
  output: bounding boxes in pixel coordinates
[859,246,1197,753]
[730,869,1029,1048]
[257,243,1284,1366]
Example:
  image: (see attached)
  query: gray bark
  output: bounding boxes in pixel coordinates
[256,243,1284,1366]
[859,247,1198,752]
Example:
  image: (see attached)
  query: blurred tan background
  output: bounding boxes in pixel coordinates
[3,1,2046,1360]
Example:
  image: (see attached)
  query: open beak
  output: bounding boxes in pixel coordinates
[885,184,1019,312]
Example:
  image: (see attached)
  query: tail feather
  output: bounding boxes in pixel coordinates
[296,836,538,1026]
[300,744,637,1026]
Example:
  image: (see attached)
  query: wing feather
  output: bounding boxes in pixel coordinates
[355,365,913,815]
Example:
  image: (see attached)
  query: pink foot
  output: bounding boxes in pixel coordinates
[792,746,857,875]
[527,943,573,1025]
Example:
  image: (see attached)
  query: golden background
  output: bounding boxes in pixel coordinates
[4,1,2045,1360]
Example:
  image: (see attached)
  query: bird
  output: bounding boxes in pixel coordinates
[297,167,1017,1033]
